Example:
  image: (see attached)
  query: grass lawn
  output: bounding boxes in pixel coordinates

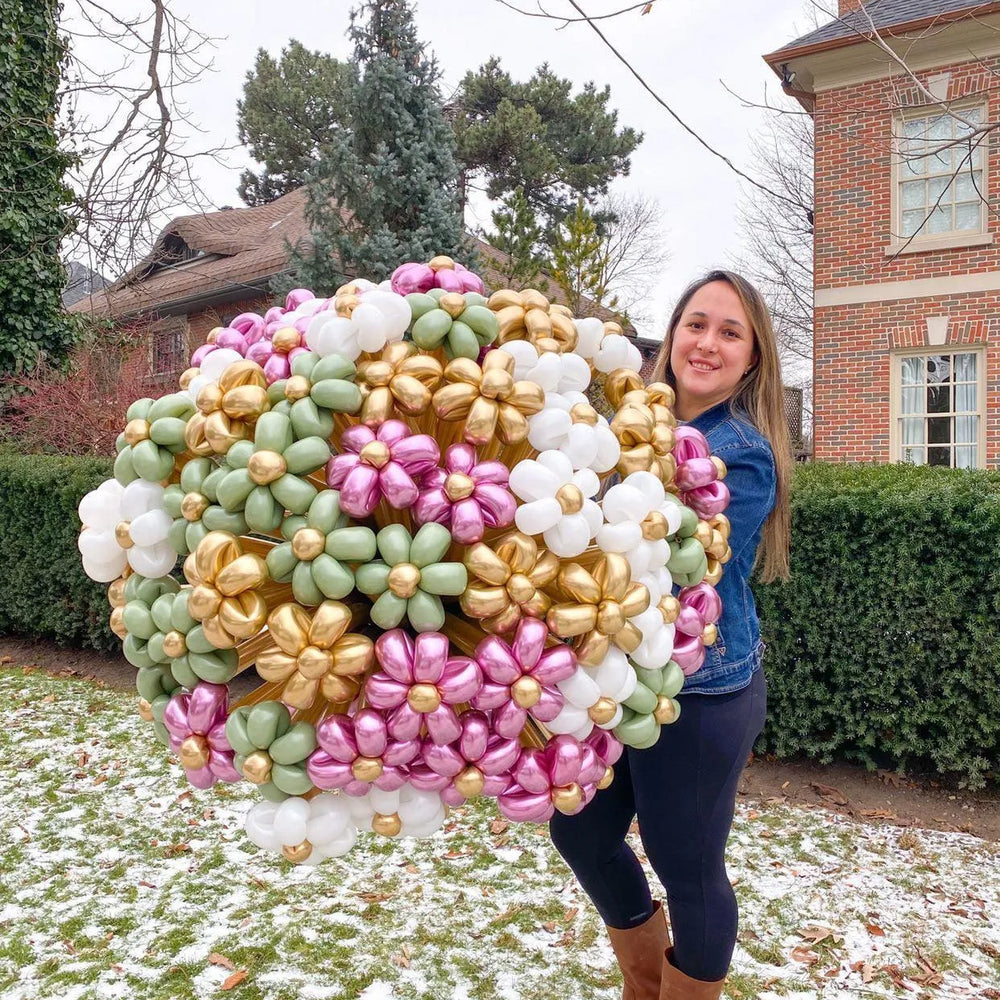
[1,668,998,999]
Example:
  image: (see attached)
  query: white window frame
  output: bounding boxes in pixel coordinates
[150,317,188,376]
[887,102,990,254]
[888,346,986,469]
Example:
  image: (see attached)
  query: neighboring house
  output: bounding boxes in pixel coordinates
[765,0,1000,468]
[69,187,661,382]
[62,261,108,308]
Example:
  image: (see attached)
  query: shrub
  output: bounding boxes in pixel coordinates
[0,454,116,651]
[755,462,1000,788]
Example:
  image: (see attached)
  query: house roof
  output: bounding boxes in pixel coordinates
[69,186,633,333]
[766,0,999,60]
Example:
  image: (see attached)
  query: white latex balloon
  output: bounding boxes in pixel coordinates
[398,786,443,828]
[364,290,411,340]
[509,460,561,503]
[546,702,592,736]
[78,479,123,530]
[273,797,311,846]
[558,669,601,709]
[515,497,562,536]
[82,552,127,583]
[121,480,164,521]
[128,508,171,547]
[200,348,243,380]
[127,540,177,578]
[499,342,539,381]
[245,801,282,851]
[544,515,592,558]
[594,334,643,374]
[573,317,605,359]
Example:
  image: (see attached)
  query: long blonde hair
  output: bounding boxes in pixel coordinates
[652,270,791,583]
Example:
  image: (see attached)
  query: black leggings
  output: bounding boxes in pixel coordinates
[549,668,766,982]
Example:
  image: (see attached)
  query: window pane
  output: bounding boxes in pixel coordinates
[928,175,951,201]
[954,171,980,201]
[955,201,981,230]
[927,416,951,444]
[954,352,977,382]
[955,445,976,469]
[926,384,950,413]
[955,415,978,445]
[928,446,951,466]
[902,444,926,465]
[901,356,924,385]
[901,416,925,445]
[902,179,925,208]
[902,209,926,235]
[928,115,951,141]
[927,204,952,233]
[903,118,925,139]
[926,356,951,382]
[901,385,922,414]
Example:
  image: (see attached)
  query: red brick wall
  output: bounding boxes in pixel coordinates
[813,58,1000,467]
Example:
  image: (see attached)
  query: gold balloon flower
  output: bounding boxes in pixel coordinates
[184,531,269,649]
[185,360,270,456]
[460,531,560,634]
[486,288,578,354]
[356,342,443,424]
[611,397,678,487]
[255,601,374,710]
[432,349,544,446]
[546,553,650,667]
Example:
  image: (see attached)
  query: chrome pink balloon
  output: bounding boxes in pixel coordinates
[684,479,730,518]
[497,735,603,823]
[679,583,722,626]
[671,631,707,675]
[471,617,576,739]
[229,312,266,345]
[390,260,485,297]
[285,288,315,311]
[327,420,440,518]
[307,709,419,796]
[365,630,483,745]
[190,343,217,367]
[161,683,240,789]
[672,425,711,463]
[413,443,516,544]
[674,457,718,492]
[584,728,624,770]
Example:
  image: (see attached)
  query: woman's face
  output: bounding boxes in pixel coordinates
[669,281,757,420]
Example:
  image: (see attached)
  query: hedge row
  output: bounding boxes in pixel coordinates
[755,462,1000,788]
[1,455,998,785]
[0,454,116,652]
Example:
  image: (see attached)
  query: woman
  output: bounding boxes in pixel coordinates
[550,270,792,999]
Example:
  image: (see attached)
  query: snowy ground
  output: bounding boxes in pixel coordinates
[1,668,998,1000]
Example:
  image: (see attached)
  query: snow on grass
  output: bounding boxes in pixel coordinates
[1,667,999,999]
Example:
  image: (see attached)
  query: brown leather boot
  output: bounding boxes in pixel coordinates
[606,902,668,1000]
[659,947,725,1000]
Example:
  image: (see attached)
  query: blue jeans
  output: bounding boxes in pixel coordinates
[549,668,767,982]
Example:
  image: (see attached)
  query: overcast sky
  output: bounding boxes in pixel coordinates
[67,0,825,347]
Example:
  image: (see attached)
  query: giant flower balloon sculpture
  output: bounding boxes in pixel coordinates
[78,254,733,865]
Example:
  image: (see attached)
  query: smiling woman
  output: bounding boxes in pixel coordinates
[550,269,792,1000]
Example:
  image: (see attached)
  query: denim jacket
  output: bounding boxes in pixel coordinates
[678,401,776,696]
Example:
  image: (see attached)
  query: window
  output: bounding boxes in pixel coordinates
[151,321,187,375]
[894,351,983,469]
[897,106,986,240]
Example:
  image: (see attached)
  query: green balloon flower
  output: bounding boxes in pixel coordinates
[136,663,180,747]
[224,701,317,802]
[613,660,685,750]
[355,522,468,633]
[163,457,246,556]
[267,352,362,440]
[215,411,331,532]
[406,288,498,359]
[114,393,195,484]
[121,574,181,668]
[265,489,376,605]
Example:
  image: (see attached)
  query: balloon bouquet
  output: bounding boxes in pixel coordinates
[77,256,732,865]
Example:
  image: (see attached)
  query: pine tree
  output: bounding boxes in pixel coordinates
[548,199,615,316]
[487,187,546,289]
[292,0,464,290]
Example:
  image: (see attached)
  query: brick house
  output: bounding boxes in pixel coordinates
[765,0,1000,468]
[70,187,662,382]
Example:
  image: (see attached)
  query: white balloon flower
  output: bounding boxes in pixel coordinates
[183,348,245,405]
[527,391,620,473]
[509,451,603,558]
[305,289,410,360]
[77,478,176,582]
[244,794,358,865]
[593,333,643,374]
[597,472,683,578]
[349,784,447,840]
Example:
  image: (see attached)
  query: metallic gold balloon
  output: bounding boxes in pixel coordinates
[486,288,578,353]
[511,675,542,709]
[611,397,677,487]
[137,698,154,722]
[701,623,718,646]
[242,750,273,785]
[588,697,618,726]
[161,630,187,658]
[372,813,402,837]
[461,531,560,634]
[272,327,301,353]
[653,695,678,725]
[114,521,134,549]
[407,683,442,713]
[703,558,724,587]
[282,840,313,863]
[551,782,584,815]
[357,342,443,424]
[291,528,326,562]
[109,606,127,639]
[352,757,384,782]
[597,766,614,790]
[179,734,210,770]
[454,766,486,799]
[432,350,544,446]
[387,563,421,599]
[247,450,287,485]
[181,492,210,522]
[185,360,269,456]
[124,419,151,446]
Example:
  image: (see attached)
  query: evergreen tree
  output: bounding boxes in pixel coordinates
[486,187,546,289]
[292,0,464,289]
[237,41,353,207]
[548,199,615,317]
[0,0,77,375]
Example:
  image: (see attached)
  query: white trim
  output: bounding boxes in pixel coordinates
[888,346,987,469]
[817,269,1000,305]
[925,315,949,345]
[883,232,994,255]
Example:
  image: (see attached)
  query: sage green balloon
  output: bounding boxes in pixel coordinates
[326,525,375,561]
[269,722,317,765]
[310,554,355,600]
[676,505,699,538]
[409,522,450,567]
[123,603,156,641]
[254,411,293,454]
[355,561,391,595]
[271,762,314,796]
[225,710,255,756]
[131,440,175,482]
[288,398,334,441]
[377,524,413,566]
[123,635,155,669]
[284,437,331,475]
[412,309,452,349]
[202,507,248,534]
[447,321,480,359]
[668,537,704,575]
[148,393,194,422]
[247,701,291,749]
[184,625,216,656]
[371,591,408,630]
[136,664,178,702]
[405,292,438,323]
[623,681,658,715]
[614,711,659,749]
[271,474,317,515]
[311,380,362,413]
[245,488,283,532]
[407,590,445,633]
[460,305,499,341]
[419,562,468,596]
[188,650,239,685]
[291,562,325,605]
[266,544,299,582]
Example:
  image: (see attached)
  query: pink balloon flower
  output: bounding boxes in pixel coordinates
[307,708,420,796]
[584,727,624,772]
[390,260,485,296]
[676,583,723,636]
[498,735,605,823]
[327,419,440,518]
[672,426,731,518]
[413,443,517,544]
[408,709,521,805]
[161,683,240,789]
[365,630,483,745]
[471,617,576,739]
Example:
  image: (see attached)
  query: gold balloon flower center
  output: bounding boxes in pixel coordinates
[551,782,584,815]
[291,528,327,562]
[653,695,678,725]
[284,374,311,401]
[407,682,442,713]
[641,511,669,541]
[588,697,618,726]
[569,403,599,426]
[511,674,541,709]
[439,292,466,318]
[479,369,513,399]
[658,595,681,624]
[114,521,134,548]
[359,441,391,469]
[443,473,475,501]
[272,327,301,353]
[454,766,485,798]
[555,484,584,515]
[597,600,626,636]
[372,813,402,837]
[248,450,287,485]
[387,562,421,599]
[124,418,151,446]
[178,734,210,770]
[181,492,209,522]
[242,749,273,785]
[351,756,384,782]
[364,360,394,388]
[506,573,535,604]
[161,630,188,658]
[297,644,334,679]
[282,840,313,863]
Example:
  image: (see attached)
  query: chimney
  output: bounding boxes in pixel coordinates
[839,0,865,14]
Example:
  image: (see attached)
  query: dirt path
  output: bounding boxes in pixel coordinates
[4,635,1000,841]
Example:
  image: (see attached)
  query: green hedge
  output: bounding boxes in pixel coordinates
[755,462,1000,788]
[0,454,117,652]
